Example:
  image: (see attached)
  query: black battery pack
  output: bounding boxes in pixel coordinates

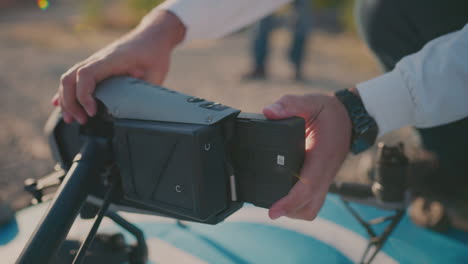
[233,113,304,208]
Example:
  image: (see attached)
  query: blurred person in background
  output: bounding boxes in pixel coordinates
[53,0,468,231]
[243,0,313,81]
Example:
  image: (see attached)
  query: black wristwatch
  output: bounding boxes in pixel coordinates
[335,89,378,154]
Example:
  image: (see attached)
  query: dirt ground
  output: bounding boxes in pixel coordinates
[0,2,419,210]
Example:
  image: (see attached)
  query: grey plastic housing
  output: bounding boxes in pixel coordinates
[95,77,240,125]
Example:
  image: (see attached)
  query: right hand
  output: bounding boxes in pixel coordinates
[263,93,352,221]
[53,10,186,124]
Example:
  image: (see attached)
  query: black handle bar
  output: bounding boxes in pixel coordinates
[17,137,110,264]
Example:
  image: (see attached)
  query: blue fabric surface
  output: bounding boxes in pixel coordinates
[0,219,18,245]
[6,194,468,263]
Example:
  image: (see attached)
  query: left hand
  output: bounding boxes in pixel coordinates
[263,93,352,221]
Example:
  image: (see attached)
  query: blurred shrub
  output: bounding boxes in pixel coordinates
[125,0,164,19]
[313,0,343,9]
[313,0,356,33]
[80,0,163,29]
[82,0,103,26]
[340,0,356,33]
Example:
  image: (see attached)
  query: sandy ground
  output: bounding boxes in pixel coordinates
[0,2,419,210]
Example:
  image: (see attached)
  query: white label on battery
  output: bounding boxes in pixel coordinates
[277,155,285,166]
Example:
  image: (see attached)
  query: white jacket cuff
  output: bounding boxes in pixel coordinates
[356,69,414,137]
[156,0,291,42]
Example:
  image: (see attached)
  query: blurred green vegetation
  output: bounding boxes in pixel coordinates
[314,0,356,32]
[81,0,163,29]
[82,0,103,26]
[124,0,164,19]
[314,0,343,8]
[339,0,356,33]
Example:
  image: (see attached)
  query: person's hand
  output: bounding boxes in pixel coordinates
[52,10,186,124]
[263,93,352,221]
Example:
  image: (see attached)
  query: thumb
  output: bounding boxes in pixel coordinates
[263,103,288,119]
[263,95,303,120]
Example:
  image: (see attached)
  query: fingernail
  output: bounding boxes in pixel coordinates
[85,107,95,117]
[62,112,70,123]
[270,210,286,220]
[90,106,97,117]
[85,102,97,117]
[266,103,284,115]
[51,94,59,106]
[77,116,86,125]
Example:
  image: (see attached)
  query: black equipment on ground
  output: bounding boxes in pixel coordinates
[329,143,409,264]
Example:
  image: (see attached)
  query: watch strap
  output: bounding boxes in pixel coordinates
[335,89,379,154]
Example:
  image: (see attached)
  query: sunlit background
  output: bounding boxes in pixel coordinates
[1,0,418,211]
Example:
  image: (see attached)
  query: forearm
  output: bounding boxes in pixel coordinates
[154,0,291,42]
[357,23,468,136]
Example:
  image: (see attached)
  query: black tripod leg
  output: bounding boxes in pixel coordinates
[17,137,110,264]
[72,183,116,264]
[106,211,148,264]
[362,209,405,264]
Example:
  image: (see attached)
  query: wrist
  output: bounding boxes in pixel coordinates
[331,95,353,150]
[137,9,186,50]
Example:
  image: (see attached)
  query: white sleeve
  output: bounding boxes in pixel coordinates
[156,0,291,42]
[357,23,468,136]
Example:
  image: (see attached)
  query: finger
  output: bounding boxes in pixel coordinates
[76,65,98,117]
[62,110,73,124]
[51,93,59,106]
[59,100,73,124]
[143,68,167,85]
[60,73,87,124]
[57,60,88,106]
[268,179,313,220]
[263,94,318,121]
[269,139,331,219]
[286,183,329,221]
[263,94,327,122]
[287,194,327,221]
[75,58,130,116]
[263,95,300,120]
[129,68,145,79]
